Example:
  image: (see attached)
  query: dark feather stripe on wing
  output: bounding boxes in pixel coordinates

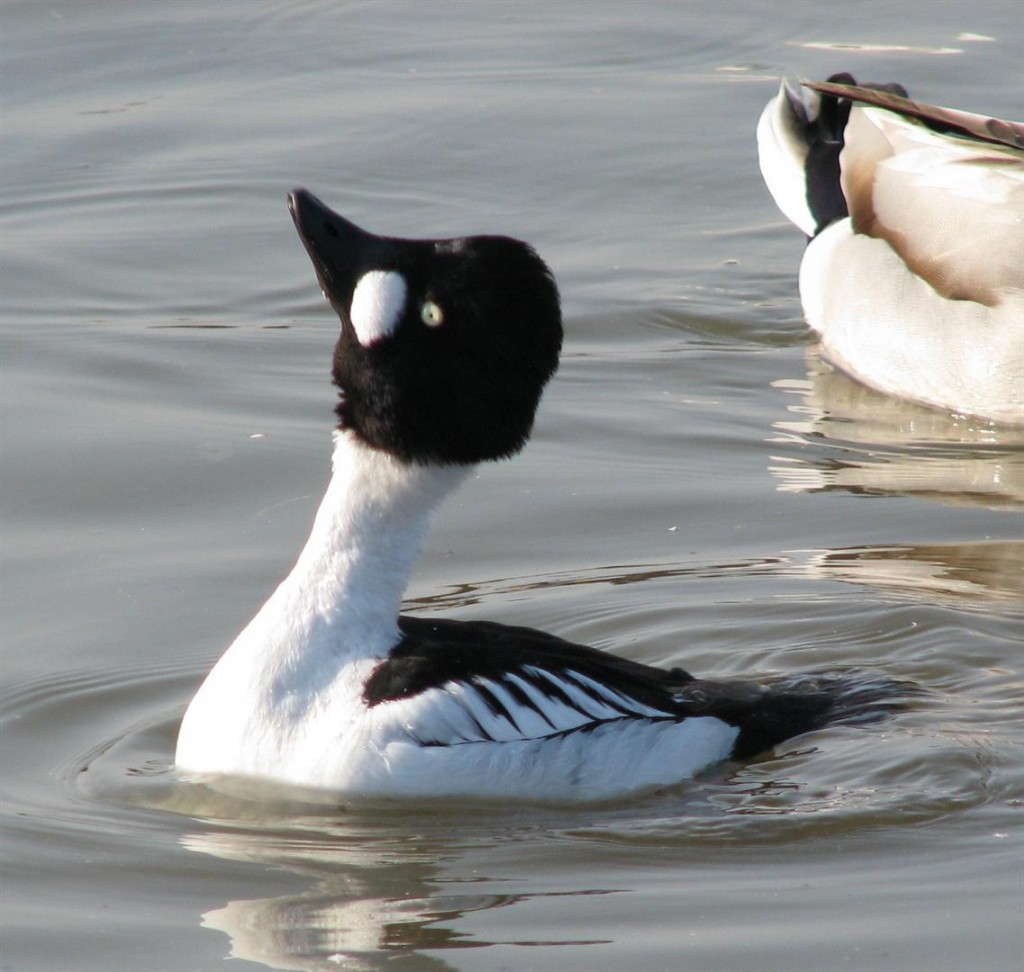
[362,616,910,752]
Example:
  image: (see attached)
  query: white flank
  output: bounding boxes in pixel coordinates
[800,219,1024,423]
[363,712,740,802]
[349,270,408,346]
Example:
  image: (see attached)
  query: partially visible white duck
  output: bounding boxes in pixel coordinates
[757,73,1024,424]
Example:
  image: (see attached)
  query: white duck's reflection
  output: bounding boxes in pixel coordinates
[784,541,1023,607]
[768,349,1024,509]
[174,797,614,972]
[191,849,496,972]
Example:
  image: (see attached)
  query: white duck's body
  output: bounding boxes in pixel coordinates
[176,431,740,800]
[758,76,1024,423]
[175,190,903,802]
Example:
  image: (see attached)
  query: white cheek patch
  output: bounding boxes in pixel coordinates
[349,271,407,347]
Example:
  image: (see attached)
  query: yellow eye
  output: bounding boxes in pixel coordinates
[421,300,444,327]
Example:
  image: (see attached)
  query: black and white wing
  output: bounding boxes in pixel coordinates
[364,616,906,756]
[362,616,694,746]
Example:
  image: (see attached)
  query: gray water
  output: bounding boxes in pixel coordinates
[3,2,1022,970]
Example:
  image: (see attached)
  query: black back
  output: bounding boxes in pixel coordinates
[362,616,909,758]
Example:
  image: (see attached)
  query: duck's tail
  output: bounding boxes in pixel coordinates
[675,669,914,760]
[756,72,908,239]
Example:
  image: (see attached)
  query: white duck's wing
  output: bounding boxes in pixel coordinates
[805,79,1024,152]
[814,80,1024,305]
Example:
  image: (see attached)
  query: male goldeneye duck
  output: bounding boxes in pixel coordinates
[175,189,899,801]
[757,74,1024,424]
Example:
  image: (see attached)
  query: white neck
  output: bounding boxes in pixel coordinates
[203,430,470,697]
[176,431,469,775]
[267,431,469,656]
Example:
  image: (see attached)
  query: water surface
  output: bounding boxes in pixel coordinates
[3,2,1022,970]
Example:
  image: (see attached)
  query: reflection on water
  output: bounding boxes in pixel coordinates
[768,350,1024,508]
[403,556,787,612]
[187,826,612,972]
[189,832,503,972]
[404,544,1022,620]
[788,541,1024,607]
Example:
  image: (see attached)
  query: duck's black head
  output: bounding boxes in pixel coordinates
[288,190,562,466]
